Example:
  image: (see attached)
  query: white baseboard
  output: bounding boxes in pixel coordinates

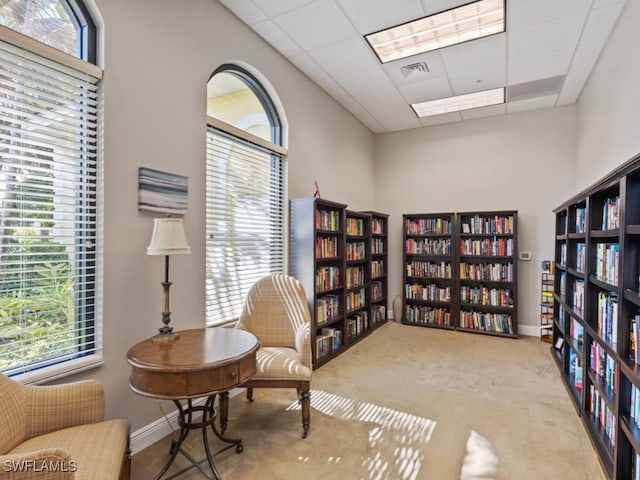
[518,325,539,337]
[130,389,242,454]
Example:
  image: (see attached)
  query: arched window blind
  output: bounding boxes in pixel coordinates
[205,126,285,325]
[0,36,101,378]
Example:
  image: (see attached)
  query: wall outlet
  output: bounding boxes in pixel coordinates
[519,251,531,261]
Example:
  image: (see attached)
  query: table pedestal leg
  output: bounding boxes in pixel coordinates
[153,395,243,480]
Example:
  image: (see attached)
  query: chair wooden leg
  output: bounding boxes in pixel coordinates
[246,387,254,402]
[300,387,310,439]
[218,391,229,435]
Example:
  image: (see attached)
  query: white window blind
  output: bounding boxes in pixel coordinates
[206,126,285,325]
[0,39,100,376]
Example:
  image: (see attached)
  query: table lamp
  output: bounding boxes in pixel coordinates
[147,217,191,341]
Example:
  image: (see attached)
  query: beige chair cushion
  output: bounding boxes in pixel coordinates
[9,420,129,480]
[253,347,312,381]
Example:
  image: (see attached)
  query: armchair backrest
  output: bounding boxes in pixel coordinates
[236,275,311,351]
[0,373,27,454]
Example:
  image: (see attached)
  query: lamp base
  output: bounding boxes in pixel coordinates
[151,331,180,342]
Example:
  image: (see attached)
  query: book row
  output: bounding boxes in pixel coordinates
[316,209,341,232]
[405,238,451,255]
[602,196,620,230]
[316,266,340,292]
[404,305,451,326]
[459,311,514,334]
[345,266,365,289]
[347,312,368,339]
[316,236,339,259]
[460,286,513,308]
[461,215,514,235]
[371,218,385,235]
[595,243,619,286]
[459,262,514,282]
[589,384,616,449]
[371,260,384,278]
[405,283,451,302]
[406,261,452,279]
[345,241,366,261]
[589,341,616,394]
[316,294,340,326]
[371,238,384,255]
[316,327,342,359]
[346,217,365,236]
[597,292,618,349]
[405,217,452,235]
[460,238,513,257]
[346,288,366,312]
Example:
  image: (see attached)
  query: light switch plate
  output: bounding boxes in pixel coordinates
[519,251,531,261]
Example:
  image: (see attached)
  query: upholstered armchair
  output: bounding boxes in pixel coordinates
[0,373,130,479]
[220,274,312,438]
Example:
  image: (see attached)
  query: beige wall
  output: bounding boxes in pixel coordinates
[373,107,578,331]
[575,0,640,187]
[61,0,374,431]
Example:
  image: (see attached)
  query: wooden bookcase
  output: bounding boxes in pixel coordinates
[364,211,389,331]
[458,210,518,337]
[552,153,640,480]
[289,198,388,369]
[402,213,456,329]
[402,211,518,338]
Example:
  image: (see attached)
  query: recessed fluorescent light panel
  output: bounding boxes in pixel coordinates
[411,87,505,117]
[365,0,505,63]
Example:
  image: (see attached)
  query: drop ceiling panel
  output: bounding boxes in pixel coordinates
[448,65,506,95]
[507,0,592,31]
[508,13,588,61]
[288,53,329,81]
[507,94,558,113]
[272,1,358,51]
[254,0,317,18]
[594,0,625,7]
[580,2,626,44]
[336,0,425,34]
[316,77,350,100]
[398,77,453,103]
[356,95,422,131]
[419,111,463,127]
[440,34,506,75]
[334,66,397,98]
[571,42,604,71]
[557,66,591,105]
[382,51,447,86]
[508,49,573,85]
[219,0,268,25]
[421,0,468,15]
[461,103,507,121]
[252,20,303,58]
[308,38,379,77]
[338,95,386,133]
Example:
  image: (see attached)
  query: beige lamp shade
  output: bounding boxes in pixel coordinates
[147,218,191,255]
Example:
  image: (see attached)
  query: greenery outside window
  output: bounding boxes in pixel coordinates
[206,65,287,326]
[0,0,101,381]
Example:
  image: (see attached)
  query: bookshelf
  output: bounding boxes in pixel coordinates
[402,211,518,338]
[364,211,389,331]
[345,210,371,344]
[458,211,518,337]
[540,262,555,343]
[289,198,388,369]
[402,213,455,329]
[551,153,640,479]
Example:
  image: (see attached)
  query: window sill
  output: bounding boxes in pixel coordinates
[11,355,104,385]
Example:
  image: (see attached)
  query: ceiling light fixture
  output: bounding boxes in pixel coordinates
[411,87,505,117]
[365,0,505,63]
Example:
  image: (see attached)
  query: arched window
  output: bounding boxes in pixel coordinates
[0,0,101,380]
[206,64,287,326]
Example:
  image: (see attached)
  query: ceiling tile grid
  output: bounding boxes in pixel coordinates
[220,0,628,132]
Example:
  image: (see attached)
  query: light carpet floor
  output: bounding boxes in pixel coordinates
[131,321,605,480]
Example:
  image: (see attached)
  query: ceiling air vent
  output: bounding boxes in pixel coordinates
[400,61,429,79]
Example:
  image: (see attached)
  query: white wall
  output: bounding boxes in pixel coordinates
[374,107,577,332]
[575,0,640,186]
[61,0,374,431]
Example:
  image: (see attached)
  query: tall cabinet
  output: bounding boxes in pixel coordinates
[552,153,640,480]
[402,210,518,338]
[290,198,389,369]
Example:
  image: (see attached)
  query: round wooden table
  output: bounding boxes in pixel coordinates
[127,327,259,480]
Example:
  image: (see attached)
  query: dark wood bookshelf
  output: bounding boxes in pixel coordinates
[551,152,640,479]
[289,198,388,369]
[402,212,455,330]
[401,210,518,338]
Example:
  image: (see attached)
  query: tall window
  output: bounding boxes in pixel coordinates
[206,65,287,325]
[0,1,101,380]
